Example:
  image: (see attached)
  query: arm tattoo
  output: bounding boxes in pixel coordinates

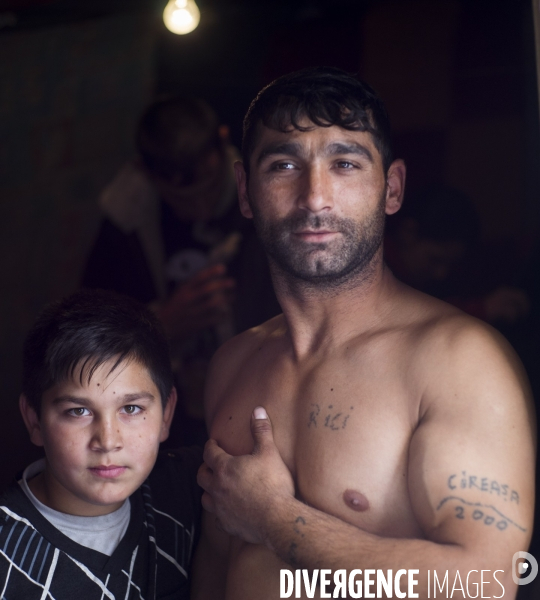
[437,496,526,533]
[288,542,300,566]
[293,516,306,537]
[447,471,520,504]
[287,517,307,566]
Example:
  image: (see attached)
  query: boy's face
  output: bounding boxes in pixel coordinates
[20,359,176,516]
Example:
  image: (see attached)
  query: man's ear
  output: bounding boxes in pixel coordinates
[19,394,44,447]
[160,387,178,443]
[385,159,406,215]
[234,160,253,219]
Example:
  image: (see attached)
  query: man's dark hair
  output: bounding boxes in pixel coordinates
[22,290,174,414]
[137,95,222,185]
[242,66,393,175]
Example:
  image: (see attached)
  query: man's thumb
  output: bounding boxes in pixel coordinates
[251,406,274,454]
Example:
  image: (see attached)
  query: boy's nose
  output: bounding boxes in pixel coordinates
[90,417,123,452]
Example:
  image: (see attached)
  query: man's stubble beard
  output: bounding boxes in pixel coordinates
[250,189,387,293]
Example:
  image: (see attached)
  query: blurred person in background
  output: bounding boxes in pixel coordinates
[384,185,530,325]
[82,96,279,445]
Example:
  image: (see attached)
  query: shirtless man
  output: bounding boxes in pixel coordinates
[192,67,535,599]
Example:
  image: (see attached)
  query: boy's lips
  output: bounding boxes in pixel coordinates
[88,465,127,479]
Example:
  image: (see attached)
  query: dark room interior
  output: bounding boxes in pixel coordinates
[0,0,539,596]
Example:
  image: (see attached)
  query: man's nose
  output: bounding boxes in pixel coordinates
[90,416,123,452]
[297,166,333,213]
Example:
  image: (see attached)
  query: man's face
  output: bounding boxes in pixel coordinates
[23,359,175,516]
[236,120,404,287]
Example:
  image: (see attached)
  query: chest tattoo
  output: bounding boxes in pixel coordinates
[307,403,354,430]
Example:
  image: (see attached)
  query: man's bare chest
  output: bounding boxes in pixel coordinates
[210,352,424,537]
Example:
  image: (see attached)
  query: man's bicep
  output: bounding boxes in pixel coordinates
[408,330,535,559]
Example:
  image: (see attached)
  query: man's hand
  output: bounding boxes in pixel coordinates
[197,407,295,545]
[156,263,235,340]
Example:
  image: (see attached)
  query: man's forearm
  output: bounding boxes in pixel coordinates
[261,496,510,599]
[199,411,522,598]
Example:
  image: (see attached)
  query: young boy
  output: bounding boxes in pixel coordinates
[0,289,202,599]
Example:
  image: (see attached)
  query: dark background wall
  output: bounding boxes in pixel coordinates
[0,4,156,478]
[0,0,538,488]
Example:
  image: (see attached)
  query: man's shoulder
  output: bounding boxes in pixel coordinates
[389,283,497,349]
[406,289,514,363]
[395,287,532,417]
[219,314,285,356]
[204,315,284,418]
[379,282,530,398]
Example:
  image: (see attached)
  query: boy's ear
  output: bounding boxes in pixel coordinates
[19,394,44,447]
[160,387,178,443]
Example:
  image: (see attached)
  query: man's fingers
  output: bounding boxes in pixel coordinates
[202,438,228,469]
[251,406,275,456]
[196,461,212,491]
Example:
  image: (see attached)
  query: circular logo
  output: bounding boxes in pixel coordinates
[512,551,538,585]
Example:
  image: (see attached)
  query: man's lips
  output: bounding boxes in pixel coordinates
[88,465,127,479]
[294,230,339,242]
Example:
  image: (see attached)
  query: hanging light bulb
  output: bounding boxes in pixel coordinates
[163,0,201,35]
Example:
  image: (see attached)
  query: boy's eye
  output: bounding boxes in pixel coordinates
[122,405,142,415]
[67,407,90,417]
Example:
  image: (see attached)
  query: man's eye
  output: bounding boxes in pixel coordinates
[122,405,142,415]
[67,407,90,417]
[273,161,295,170]
[336,160,355,169]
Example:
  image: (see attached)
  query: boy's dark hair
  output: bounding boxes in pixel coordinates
[242,66,393,175]
[22,290,174,414]
[136,95,222,186]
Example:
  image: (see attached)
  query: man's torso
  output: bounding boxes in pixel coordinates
[207,284,464,598]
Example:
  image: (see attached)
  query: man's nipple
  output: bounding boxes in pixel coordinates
[343,489,369,512]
